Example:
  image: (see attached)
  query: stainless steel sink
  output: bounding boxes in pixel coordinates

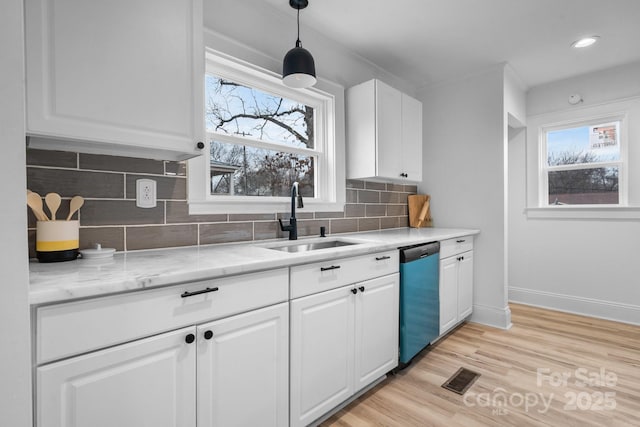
[267,239,359,253]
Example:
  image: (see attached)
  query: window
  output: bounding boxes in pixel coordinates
[188,50,345,214]
[541,118,624,206]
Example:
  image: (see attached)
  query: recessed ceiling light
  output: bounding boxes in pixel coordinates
[571,36,600,48]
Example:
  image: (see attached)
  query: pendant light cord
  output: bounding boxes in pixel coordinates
[296,7,301,46]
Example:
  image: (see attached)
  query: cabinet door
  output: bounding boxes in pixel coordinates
[37,327,196,427]
[196,303,289,427]
[375,80,403,179]
[354,274,399,392]
[290,286,355,427]
[457,251,474,320]
[401,94,423,182]
[439,256,459,335]
[25,0,203,160]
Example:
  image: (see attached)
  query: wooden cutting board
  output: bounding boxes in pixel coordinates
[408,194,433,228]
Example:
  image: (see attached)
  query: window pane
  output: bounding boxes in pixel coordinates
[205,75,314,149]
[547,122,620,166]
[210,141,315,197]
[548,167,618,205]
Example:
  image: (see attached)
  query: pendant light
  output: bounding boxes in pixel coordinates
[283,0,316,88]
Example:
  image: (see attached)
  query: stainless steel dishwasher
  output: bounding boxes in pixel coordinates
[398,241,440,366]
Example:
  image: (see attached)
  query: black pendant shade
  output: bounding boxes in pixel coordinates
[283,0,317,88]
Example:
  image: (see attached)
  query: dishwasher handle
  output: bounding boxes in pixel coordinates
[399,241,440,263]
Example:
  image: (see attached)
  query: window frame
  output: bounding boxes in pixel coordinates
[538,114,627,207]
[188,49,345,214]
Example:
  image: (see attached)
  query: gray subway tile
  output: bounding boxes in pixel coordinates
[80,227,125,251]
[346,179,365,189]
[358,190,379,204]
[314,211,344,219]
[346,189,357,203]
[80,153,165,174]
[404,184,418,193]
[166,201,227,224]
[358,218,380,231]
[387,183,404,192]
[28,230,36,259]
[381,217,400,229]
[230,213,276,221]
[364,181,386,191]
[127,225,197,250]
[296,220,330,237]
[200,222,253,245]
[125,175,187,200]
[365,204,386,217]
[277,212,314,220]
[26,149,77,168]
[330,218,358,234]
[27,168,124,198]
[387,205,408,216]
[345,204,365,218]
[380,191,399,204]
[164,161,187,176]
[254,221,280,241]
[81,200,164,226]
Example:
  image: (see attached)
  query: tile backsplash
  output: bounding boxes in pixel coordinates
[26,149,413,257]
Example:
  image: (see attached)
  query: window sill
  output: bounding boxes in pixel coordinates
[525,206,640,220]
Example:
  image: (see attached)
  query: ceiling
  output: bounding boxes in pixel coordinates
[264,0,640,89]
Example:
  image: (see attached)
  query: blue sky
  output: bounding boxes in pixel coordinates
[547,124,619,164]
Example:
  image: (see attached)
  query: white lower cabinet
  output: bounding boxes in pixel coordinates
[197,303,289,427]
[37,326,197,427]
[290,273,399,427]
[37,302,288,427]
[439,236,474,335]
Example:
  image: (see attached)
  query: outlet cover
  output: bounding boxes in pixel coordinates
[136,179,157,208]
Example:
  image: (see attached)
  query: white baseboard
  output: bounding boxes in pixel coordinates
[469,303,512,330]
[509,287,640,326]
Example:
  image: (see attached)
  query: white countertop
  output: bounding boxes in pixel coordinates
[29,227,479,305]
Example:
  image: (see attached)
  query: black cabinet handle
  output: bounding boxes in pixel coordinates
[185,333,195,344]
[460,256,464,261]
[456,239,466,243]
[204,330,213,340]
[359,286,365,292]
[400,173,408,178]
[196,141,205,149]
[375,256,391,261]
[320,265,341,272]
[351,288,358,294]
[181,287,219,298]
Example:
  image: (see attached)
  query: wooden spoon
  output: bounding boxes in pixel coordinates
[45,192,62,220]
[27,192,49,221]
[66,196,85,221]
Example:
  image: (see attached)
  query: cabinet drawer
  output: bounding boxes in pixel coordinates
[290,251,398,299]
[440,236,474,259]
[36,268,288,365]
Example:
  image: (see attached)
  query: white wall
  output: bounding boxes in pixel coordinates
[203,0,415,95]
[0,0,33,425]
[418,65,512,329]
[509,62,640,324]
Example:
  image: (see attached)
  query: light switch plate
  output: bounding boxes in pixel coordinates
[136,179,156,208]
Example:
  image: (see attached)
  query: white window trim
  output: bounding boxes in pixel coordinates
[525,96,640,220]
[188,49,345,214]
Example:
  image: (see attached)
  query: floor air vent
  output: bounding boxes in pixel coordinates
[441,367,480,395]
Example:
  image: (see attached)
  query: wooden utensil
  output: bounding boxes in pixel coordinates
[66,195,85,221]
[27,191,49,221]
[416,199,430,227]
[45,192,62,220]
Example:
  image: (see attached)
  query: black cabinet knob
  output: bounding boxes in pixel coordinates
[196,141,205,149]
[351,288,358,294]
[185,333,195,344]
[359,286,365,292]
[204,330,213,340]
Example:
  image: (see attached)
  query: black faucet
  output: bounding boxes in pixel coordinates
[278,182,303,240]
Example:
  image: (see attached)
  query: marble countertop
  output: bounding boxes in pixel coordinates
[29,227,479,305]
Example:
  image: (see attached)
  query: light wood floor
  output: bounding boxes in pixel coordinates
[322,304,640,427]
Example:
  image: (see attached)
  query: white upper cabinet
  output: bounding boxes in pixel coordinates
[346,79,423,182]
[25,0,205,161]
